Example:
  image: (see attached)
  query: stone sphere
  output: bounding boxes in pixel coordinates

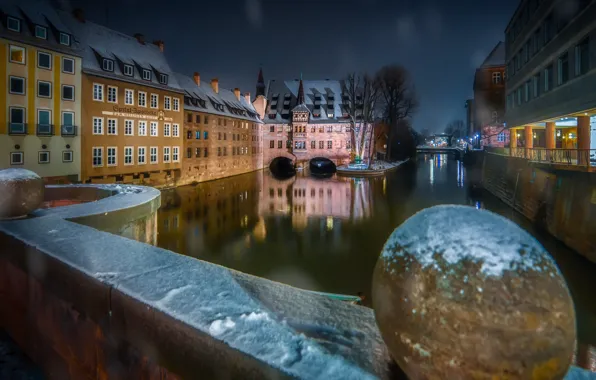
[372,205,576,380]
[0,169,44,219]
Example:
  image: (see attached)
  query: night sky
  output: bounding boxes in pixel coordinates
[66,0,519,133]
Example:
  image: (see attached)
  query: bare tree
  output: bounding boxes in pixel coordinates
[376,65,418,160]
[445,119,466,139]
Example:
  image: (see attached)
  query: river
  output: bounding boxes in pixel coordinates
[158,154,596,370]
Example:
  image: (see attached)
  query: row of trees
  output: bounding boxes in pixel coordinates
[342,65,418,166]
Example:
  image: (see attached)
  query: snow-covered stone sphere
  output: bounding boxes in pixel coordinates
[0,169,44,219]
[372,205,575,380]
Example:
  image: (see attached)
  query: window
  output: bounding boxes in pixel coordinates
[575,37,589,76]
[62,151,73,163]
[533,28,542,53]
[173,124,179,137]
[102,59,114,72]
[124,147,133,165]
[195,131,200,139]
[150,94,158,108]
[544,64,553,91]
[163,147,171,163]
[123,65,133,76]
[187,148,192,158]
[270,140,275,149]
[124,120,134,135]
[164,123,171,137]
[150,122,158,136]
[516,87,522,106]
[125,89,134,105]
[173,98,180,111]
[159,74,168,85]
[10,152,23,165]
[204,131,208,139]
[107,118,117,135]
[92,147,103,167]
[62,57,75,74]
[497,132,506,142]
[150,147,158,164]
[164,96,171,110]
[346,140,351,149]
[524,80,530,102]
[107,147,117,166]
[195,147,201,158]
[9,76,25,94]
[138,91,146,107]
[62,112,75,135]
[558,52,569,85]
[224,133,227,140]
[195,115,201,123]
[107,86,117,103]
[138,121,147,136]
[187,113,192,123]
[37,51,51,69]
[37,109,51,134]
[62,85,74,101]
[138,147,146,164]
[7,17,20,32]
[38,151,50,164]
[327,141,333,149]
[34,25,47,39]
[37,81,51,98]
[93,83,104,101]
[93,117,104,134]
[59,33,70,46]
[319,141,324,149]
[204,148,208,157]
[533,73,540,98]
[277,140,282,148]
[204,115,209,124]
[142,69,151,81]
[9,45,25,64]
[326,126,333,133]
[492,72,501,84]
[544,13,554,43]
[223,147,227,156]
[311,140,316,149]
[172,147,179,162]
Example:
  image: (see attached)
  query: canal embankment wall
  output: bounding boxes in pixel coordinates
[482,152,596,263]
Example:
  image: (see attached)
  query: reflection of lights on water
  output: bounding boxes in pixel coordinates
[383,177,386,195]
[326,216,334,231]
[429,158,434,185]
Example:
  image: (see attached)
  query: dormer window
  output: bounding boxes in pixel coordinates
[7,17,20,32]
[59,33,70,46]
[123,64,133,76]
[142,69,151,81]
[159,73,168,85]
[35,26,47,39]
[102,59,114,72]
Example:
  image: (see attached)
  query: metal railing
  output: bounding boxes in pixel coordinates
[8,123,27,135]
[36,124,54,136]
[61,125,78,136]
[488,147,596,167]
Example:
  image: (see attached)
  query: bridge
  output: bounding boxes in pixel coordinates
[417,145,467,159]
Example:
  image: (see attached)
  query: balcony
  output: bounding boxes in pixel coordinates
[489,147,596,168]
[8,123,27,135]
[61,125,78,137]
[36,124,54,136]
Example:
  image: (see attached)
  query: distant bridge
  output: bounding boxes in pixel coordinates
[416,146,467,158]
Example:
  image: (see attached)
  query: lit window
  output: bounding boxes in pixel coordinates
[150,93,158,108]
[92,147,103,167]
[138,147,146,164]
[124,120,134,136]
[59,33,70,46]
[9,76,25,95]
[150,147,158,164]
[35,26,47,39]
[138,121,147,136]
[62,85,75,101]
[93,117,104,135]
[93,83,104,101]
[9,45,25,64]
[107,86,117,103]
[62,57,75,74]
[10,152,24,165]
[138,91,146,107]
[124,147,134,165]
[497,132,506,142]
[107,147,117,166]
[164,96,171,110]
[142,69,151,81]
[38,151,50,164]
[38,81,51,98]
[163,146,171,163]
[37,51,51,69]
[123,65,133,76]
[107,118,117,135]
[7,17,20,32]
[62,151,73,163]
[150,122,158,136]
[125,89,134,105]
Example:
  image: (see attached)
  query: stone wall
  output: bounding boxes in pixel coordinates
[482,153,596,263]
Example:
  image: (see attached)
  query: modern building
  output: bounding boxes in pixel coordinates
[174,72,263,185]
[0,1,82,183]
[472,41,510,148]
[60,9,184,185]
[504,0,596,164]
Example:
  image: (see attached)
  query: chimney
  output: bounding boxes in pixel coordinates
[244,92,251,103]
[133,33,145,44]
[234,88,240,100]
[211,78,219,94]
[73,8,85,23]
[193,72,200,86]
[153,40,164,52]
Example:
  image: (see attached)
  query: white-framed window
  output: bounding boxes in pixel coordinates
[107,146,117,166]
[37,109,51,134]
[150,121,158,136]
[107,86,117,103]
[163,146,171,163]
[172,146,180,162]
[138,91,146,107]
[173,98,180,111]
[138,121,147,136]
[59,33,70,46]
[9,107,25,133]
[9,76,25,95]
[138,147,146,164]
[125,89,134,105]
[123,64,133,76]
[62,85,74,101]
[107,118,117,135]
[327,140,332,149]
[150,93,158,108]
[150,146,158,164]
[124,120,134,136]
[159,73,168,85]
[62,150,73,162]
[35,25,47,39]
[93,83,104,101]
[102,59,114,72]
[142,69,151,81]
[62,57,75,74]
[37,80,51,98]
[9,45,25,64]
[93,117,104,135]
[164,123,171,137]
[497,132,506,142]
[62,112,75,135]
[164,96,171,110]
[124,146,134,165]
[7,17,20,32]
[10,152,24,165]
[92,147,103,167]
[37,51,51,69]
[38,151,50,164]
[172,123,179,137]
[492,72,502,84]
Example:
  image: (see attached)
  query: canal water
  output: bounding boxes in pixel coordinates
[157,154,596,370]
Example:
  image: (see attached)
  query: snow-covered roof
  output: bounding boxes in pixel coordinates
[58,10,182,92]
[174,73,262,123]
[481,41,505,68]
[264,79,349,124]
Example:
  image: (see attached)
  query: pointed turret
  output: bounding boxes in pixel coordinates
[256,67,266,97]
[297,74,305,105]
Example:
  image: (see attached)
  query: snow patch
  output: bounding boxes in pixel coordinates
[209,317,236,336]
[241,312,271,322]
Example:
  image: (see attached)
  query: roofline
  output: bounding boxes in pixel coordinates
[82,69,185,94]
[479,41,505,68]
[183,106,263,124]
[505,0,526,33]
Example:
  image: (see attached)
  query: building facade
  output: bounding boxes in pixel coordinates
[0,1,82,182]
[504,0,596,161]
[175,72,263,185]
[61,10,184,185]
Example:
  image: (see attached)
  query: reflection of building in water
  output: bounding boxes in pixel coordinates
[158,171,262,254]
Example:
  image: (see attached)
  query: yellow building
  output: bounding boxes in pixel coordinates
[0,1,82,183]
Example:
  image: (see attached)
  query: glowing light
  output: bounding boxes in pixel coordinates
[517,133,521,137]
[326,216,334,231]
